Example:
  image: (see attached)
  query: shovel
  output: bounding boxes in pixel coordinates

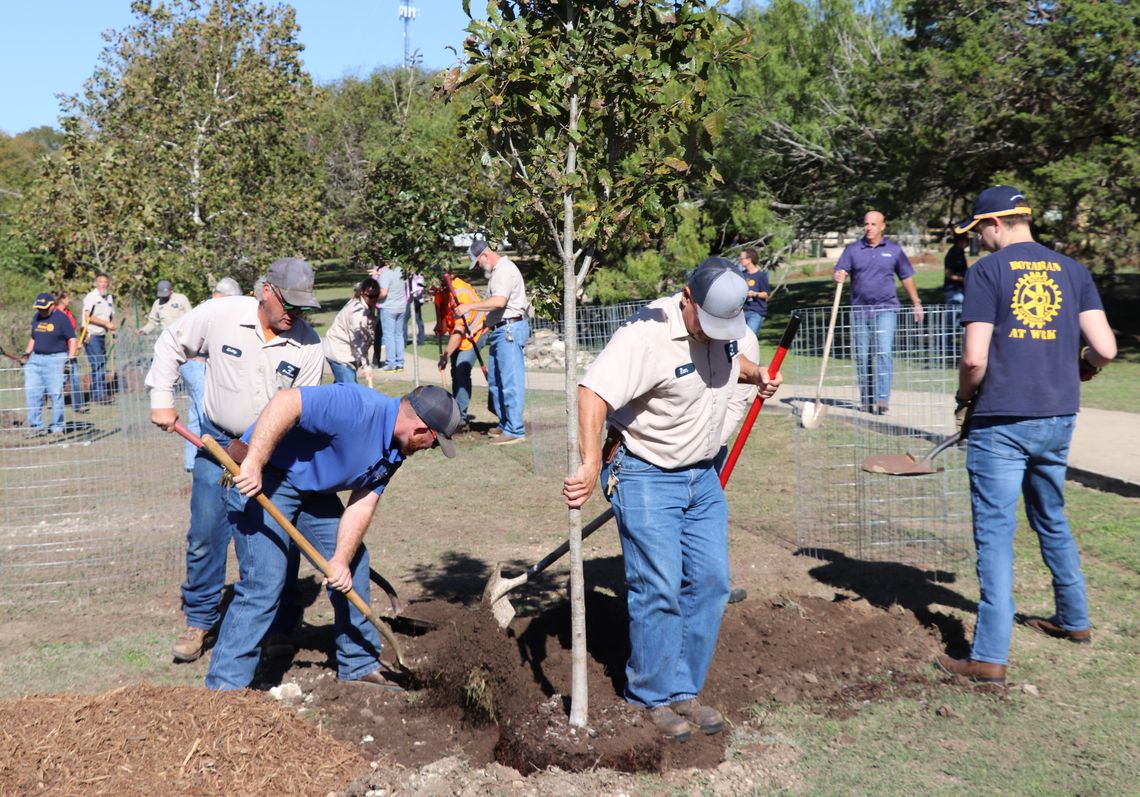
[173,422,411,670]
[482,312,803,628]
[861,430,963,476]
[800,280,843,429]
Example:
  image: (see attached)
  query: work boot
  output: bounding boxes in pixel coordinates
[346,669,406,692]
[487,426,503,437]
[491,434,526,446]
[172,626,209,662]
[1024,617,1092,644]
[261,633,296,660]
[648,706,692,742]
[934,655,1006,684]
[670,699,725,735]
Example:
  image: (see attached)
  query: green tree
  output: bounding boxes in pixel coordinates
[453,0,745,726]
[23,0,327,302]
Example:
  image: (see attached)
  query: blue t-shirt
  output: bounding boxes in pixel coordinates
[740,269,769,316]
[243,384,404,495]
[835,237,914,308]
[961,241,1103,418]
[30,310,76,355]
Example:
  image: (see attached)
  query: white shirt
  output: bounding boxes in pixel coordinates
[323,297,377,367]
[82,289,115,337]
[139,293,193,335]
[485,256,529,326]
[145,296,323,436]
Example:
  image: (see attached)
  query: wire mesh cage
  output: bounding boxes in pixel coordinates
[0,332,188,603]
[788,303,972,571]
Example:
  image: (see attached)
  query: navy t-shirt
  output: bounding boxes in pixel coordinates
[961,241,1104,418]
[30,310,76,355]
[943,246,967,292]
[740,269,770,316]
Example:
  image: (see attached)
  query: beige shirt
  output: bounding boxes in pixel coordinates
[721,331,760,447]
[581,293,742,469]
[139,293,193,335]
[322,297,376,367]
[145,296,323,436]
[485,256,529,326]
[81,289,115,337]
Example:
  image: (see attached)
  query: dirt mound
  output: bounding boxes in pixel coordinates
[0,684,366,796]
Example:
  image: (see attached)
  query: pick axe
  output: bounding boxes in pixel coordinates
[173,422,410,670]
[482,313,802,628]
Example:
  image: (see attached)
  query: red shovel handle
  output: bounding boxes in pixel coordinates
[718,312,802,486]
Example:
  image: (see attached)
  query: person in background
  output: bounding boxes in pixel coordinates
[738,247,770,337]
[437,271,488,427]
[55,290,87,414]
[21,292,77,438]
[404,272,427,346]
[81,272,116,404]
[378,262,406,372]
[324,277,380,384]
[137,280,192,336]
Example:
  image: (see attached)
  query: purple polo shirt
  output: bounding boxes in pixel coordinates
[834,237,914,308]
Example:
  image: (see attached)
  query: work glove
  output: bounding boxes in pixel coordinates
[1079,346,1101,382]
[19,353,29,366]
[437,353,448,371]
[954,393,975,438]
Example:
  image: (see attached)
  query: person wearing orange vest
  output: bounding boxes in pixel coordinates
[437,274,487,428]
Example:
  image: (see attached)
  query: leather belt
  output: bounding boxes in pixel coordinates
[488,316,523,330]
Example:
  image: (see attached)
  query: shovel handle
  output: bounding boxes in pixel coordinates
[719,313,802,485]
[813,281,843,403]
[172,422,408,669]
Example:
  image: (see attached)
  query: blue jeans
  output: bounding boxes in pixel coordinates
[602,447,730,707]
[326,358,358,384]
[450,345,480,421]
[380,308,406,368]
[180,360,206,472]
[86,334,108,402]
[205,471,381,689]
[851,308,897,408]
[65,357,85,411]
[24,352,68,433]
[966,415,1088,666]
[487,319,529,437]
[744,311,765,337]
[404,299,426,345]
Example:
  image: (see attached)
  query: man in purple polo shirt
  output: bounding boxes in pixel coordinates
[834,211,924,414]
[204,383,461,691]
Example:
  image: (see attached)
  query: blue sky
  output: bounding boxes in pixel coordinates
[0,1,474,135]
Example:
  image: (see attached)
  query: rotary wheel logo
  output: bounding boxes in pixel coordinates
[1011,272,1062,329]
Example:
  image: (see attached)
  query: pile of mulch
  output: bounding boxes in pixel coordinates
[0,684,367,796]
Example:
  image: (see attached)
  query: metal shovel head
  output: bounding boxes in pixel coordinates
[799,401,826,429]
[861,452,941,476]
[482,562,523,629]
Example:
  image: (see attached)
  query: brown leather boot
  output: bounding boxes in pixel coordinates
[1024,617,1092,644]
[935,655,1007,684]
[648,706,692,742]
[670,698,725,735]
[172,626,209,662]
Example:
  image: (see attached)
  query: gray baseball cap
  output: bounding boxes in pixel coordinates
[212,277,242,297]
[405,385,461,458]
[468,239,488,267]
[156,280,173,298]
[687,258,748,340]
[265,257,320,309]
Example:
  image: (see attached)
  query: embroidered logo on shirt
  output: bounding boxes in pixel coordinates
[725,341,739,358]
[277,362,299,380]
[221,345,242,358]
[675,363,696,378]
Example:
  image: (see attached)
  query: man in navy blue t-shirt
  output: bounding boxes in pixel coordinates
[936,186,1117,685]
[21,292,77,438]
[205,383,461,690]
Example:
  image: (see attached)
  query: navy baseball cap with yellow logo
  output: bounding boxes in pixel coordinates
[33,292,54,310]
[954,185,1033,234]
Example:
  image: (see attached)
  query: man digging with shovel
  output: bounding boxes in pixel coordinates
[563,259,783,742]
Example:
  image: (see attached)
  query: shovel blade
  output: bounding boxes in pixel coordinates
[800,401,826,429]
[481,562,520,629]
[861,452,940,476]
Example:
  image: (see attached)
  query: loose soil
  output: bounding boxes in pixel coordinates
[1,585,943,796]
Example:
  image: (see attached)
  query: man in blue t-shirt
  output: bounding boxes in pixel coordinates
[205,383,461,691]
[834,211,924,414]
[935,186,1117,685]
[21,292,77,438]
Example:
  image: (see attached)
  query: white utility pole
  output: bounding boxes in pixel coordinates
[397,2,418,68]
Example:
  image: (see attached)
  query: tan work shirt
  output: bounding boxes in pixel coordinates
[485,256,529,326]
[145,296,323,436]
[721,331,760,447]
[580,293,742,469]
[139,293,193,335]
[81,289,115,337]
[323,296,377,368]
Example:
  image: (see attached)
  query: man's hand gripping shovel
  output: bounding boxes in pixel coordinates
[173,422,412,672]
[482,313,803,629]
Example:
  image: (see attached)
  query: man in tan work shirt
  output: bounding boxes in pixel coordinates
[145,258,324,663]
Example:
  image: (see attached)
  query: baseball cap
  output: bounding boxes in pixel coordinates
[213,277,242,297]
[954,185,1033,233]
[156,280,172,298]
[405,385,461,458]
[265,257,321,309]
[33,292,54,310]
[468,239,488,268]
[686,257,748,340]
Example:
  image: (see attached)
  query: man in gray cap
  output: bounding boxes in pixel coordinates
[206,383,461,690]
[563,258,783,742]
[455,238,531,444]
[138,280,193,336]
[145,257,324,663]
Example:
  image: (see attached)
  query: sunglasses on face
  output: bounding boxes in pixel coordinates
[271,285,305,313]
